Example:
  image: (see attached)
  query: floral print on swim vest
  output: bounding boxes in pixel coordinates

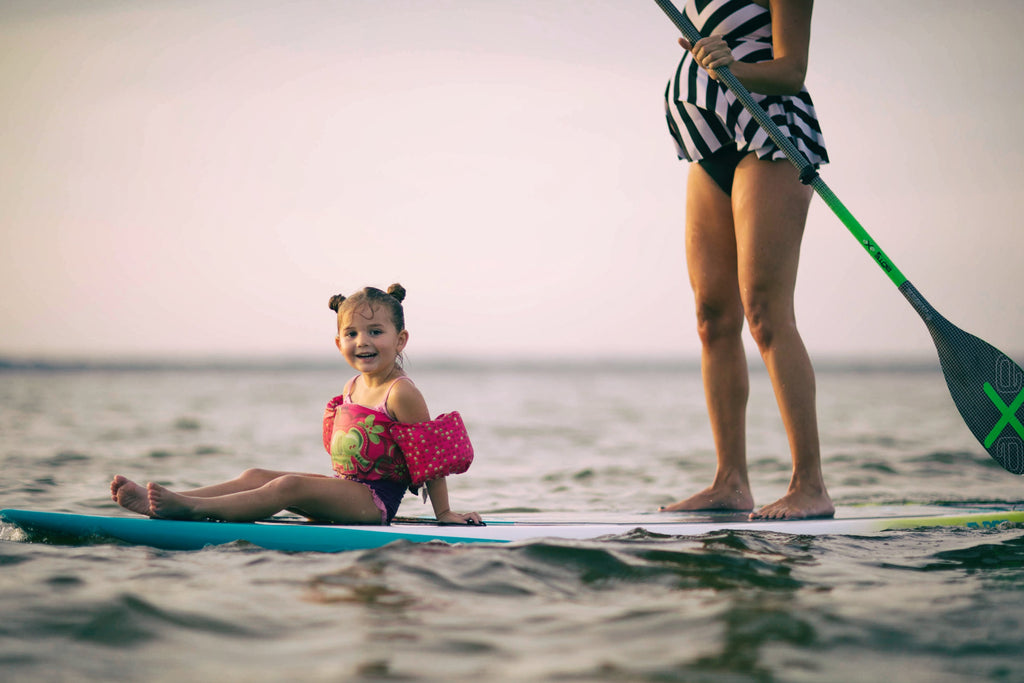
[324,400,410,483]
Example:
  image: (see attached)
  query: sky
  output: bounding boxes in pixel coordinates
[2,0,1023,363]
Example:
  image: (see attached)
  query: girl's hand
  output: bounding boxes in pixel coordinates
[436,509,483,526]
[679,35,735,80]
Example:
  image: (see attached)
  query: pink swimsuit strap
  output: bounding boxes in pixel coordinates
[344,375,413,417]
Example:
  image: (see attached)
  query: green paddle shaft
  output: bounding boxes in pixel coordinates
[811,178,907,287]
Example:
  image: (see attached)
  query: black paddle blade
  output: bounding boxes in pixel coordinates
[901,282,1024,474]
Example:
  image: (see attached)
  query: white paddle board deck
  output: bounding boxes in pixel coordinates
[2,505,1022,553]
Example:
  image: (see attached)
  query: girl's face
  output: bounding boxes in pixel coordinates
[335,303,408,375]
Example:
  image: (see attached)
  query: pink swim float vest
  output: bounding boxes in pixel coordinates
[322,376,475,487]
[322,382,411,483]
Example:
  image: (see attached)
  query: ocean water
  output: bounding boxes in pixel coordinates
[1,359,1023,682]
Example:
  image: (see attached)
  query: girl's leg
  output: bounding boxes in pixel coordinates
[179,468,312,497]
[731,155,833,520]
[111,469,309,517]
[110,475,154,516]
[147,474,383,524]
[661,162,754,512]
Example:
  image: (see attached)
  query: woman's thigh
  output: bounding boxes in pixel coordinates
[685,162,744,326]
[731,157,812,312]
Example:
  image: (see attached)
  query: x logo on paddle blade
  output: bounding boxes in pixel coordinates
[983,382,1024,448]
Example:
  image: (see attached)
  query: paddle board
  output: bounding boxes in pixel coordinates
[3,505,1022,553]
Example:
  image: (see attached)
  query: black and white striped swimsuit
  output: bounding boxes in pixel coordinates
[664,0,828,168]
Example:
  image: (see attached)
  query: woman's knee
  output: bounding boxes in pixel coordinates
[743,297,795,352]
[695,300,745,347]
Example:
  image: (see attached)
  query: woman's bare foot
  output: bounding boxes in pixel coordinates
[111,475,153,517]
[147,482,206,520]
[659,482,754,513]
[749,487,834,520]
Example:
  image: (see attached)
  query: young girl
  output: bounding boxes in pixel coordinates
[110,284,481,526]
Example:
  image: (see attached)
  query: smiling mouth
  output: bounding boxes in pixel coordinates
[355,351,378,360]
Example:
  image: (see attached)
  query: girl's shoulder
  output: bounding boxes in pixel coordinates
[340,375,416,413]
[383,374,416,397]
[384,375,422,406]
[389,374,415,387]
[385,375,430,423]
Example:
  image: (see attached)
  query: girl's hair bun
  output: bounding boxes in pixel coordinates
[328,294,346,312]
[386,283,406,303]
[329,285,407,332]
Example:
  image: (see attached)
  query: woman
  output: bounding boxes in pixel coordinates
[661,0,833,519]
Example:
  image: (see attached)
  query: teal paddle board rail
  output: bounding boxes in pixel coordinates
[4,506,1024,554]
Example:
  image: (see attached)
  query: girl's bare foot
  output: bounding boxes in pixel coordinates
[749,488,834,520]
[659,483,754,513]
[147,482,205,520]
[110,475,153,517]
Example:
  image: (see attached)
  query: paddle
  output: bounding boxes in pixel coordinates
[652,0,1024,475]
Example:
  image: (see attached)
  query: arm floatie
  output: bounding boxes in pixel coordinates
[322,394,345,453]
[390,411,474,487]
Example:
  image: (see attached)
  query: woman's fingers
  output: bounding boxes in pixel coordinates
[679,34,734,76]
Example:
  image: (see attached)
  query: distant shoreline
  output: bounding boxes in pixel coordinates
[0,354,953,374]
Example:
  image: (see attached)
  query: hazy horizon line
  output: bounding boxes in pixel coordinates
[0,351,957,374]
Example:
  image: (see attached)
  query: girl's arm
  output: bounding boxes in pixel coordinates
[388,379,482,525]
[681,0,814,96]
[426,477,482,525]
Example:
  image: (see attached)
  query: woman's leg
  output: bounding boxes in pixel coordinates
[731,155,833,520]
[661,162,754,512]
[147,474,383,524]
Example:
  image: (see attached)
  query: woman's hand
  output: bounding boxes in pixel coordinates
[436,509,483,525]
[679,35,735,81]
[678,1,813,96]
